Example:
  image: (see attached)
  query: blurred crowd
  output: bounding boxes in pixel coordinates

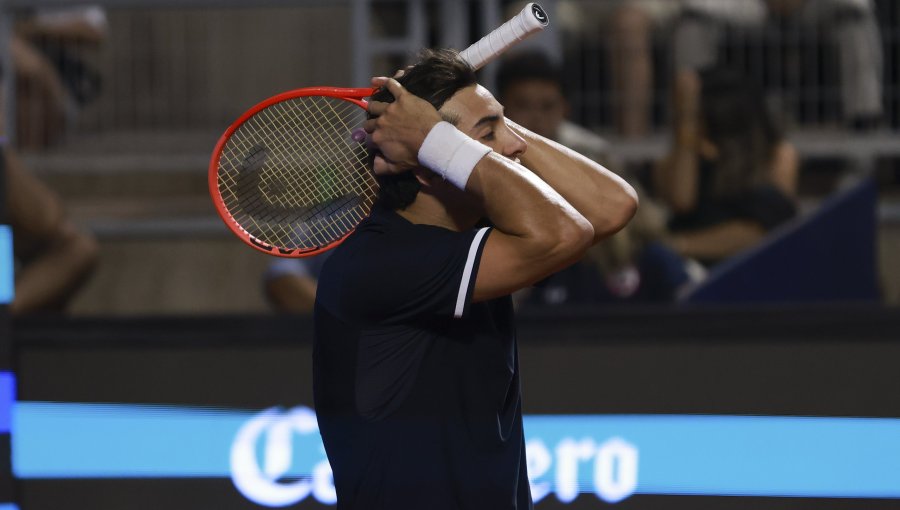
[1,0,890,314]
[563,0,884,136]
[4,6,104,315]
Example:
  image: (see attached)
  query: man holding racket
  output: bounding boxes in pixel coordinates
[314,49,637,509]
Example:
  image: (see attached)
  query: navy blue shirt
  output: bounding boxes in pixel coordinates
[313,205,531,510]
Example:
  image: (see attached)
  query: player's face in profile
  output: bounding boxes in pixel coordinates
[500,79,567,140]
[440,84,527,162]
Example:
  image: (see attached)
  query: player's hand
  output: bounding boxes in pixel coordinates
[364,77,441,176]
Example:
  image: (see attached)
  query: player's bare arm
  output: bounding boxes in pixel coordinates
[505,118,638,243]
[366,77,594,302]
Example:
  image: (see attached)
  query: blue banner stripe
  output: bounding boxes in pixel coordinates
[0,504,18,510]
[525,414,900,499]
[0,373,14,434]
[13,402,900,501]
[0,226,12,305]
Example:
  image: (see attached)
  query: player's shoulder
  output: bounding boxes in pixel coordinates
[317,207,409,278]
[321,206,478,282]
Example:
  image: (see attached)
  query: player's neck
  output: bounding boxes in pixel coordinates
[396,194,479,232]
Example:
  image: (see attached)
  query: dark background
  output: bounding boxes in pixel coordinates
[12,306,900,509]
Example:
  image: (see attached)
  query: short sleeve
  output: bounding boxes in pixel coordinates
[340,226,492,323]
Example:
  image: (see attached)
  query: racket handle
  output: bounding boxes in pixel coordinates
[459,2,550,71]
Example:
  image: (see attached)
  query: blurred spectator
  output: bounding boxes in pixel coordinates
[264,253,331,314]
[673,0,883,129]
[12,6,107,149]
[654,66,798,265]
[549,0,680,137]
[5,147,98,314]
[497,51,693,304]
[496,50,612,165]
[0,7,104,312]
[569,0,884,136]
[525,181,695,305]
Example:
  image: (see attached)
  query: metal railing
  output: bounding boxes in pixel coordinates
[562,0,900,135]
[4,0,897,149]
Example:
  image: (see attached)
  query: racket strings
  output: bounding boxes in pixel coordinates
[217,95,376,250]
[272,99,372,242]
[239,110,342,244]
[221,98,361,245]
[254,99,370,243]
[278,100,369,217]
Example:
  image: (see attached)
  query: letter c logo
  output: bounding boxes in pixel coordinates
[230,406,321,507]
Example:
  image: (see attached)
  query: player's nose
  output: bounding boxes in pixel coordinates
[501,130,527,160]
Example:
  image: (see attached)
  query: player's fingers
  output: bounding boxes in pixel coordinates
[372,154,391,175]
[363,118,378,134]
[373,154,407,176]
[367,100,388,116]
[379,78,405,100]
[392,65,413,79]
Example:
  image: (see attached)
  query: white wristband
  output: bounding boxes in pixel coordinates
[418,121,491,190]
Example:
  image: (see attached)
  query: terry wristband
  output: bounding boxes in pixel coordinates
[418,121,491,190]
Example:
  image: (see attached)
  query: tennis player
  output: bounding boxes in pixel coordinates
[313,49,637,509]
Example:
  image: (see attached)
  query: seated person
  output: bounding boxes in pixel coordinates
[13,5,107,148]
[671,0,884,129]
[6,147,98,314]
[654,66,798,265]
[496,50,612,166]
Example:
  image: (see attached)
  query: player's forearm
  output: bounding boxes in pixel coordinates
[466,152,594,262]
[508,120,637,243]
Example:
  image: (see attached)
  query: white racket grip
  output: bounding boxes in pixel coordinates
[459,2,550,71]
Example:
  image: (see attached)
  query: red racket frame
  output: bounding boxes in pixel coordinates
[209,86,378,257]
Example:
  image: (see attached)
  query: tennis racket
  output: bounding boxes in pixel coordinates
[210,3,549,257]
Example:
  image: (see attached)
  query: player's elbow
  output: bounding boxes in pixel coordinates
[591,182,639,241]
[545,213,594,266]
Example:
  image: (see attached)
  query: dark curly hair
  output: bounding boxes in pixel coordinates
[369,49,477,210]
[699,65,784,197]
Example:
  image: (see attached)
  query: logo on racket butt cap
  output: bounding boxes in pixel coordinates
[530,3,549,25]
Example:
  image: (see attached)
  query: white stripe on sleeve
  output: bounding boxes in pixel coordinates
[453,227,491,318]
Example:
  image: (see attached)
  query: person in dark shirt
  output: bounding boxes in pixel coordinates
[313,49,638,509]
[654,66,798,265]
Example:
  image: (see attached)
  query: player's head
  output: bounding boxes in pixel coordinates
[495,50,568,140]
[370,49,475,210]
[370,49,526,211]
